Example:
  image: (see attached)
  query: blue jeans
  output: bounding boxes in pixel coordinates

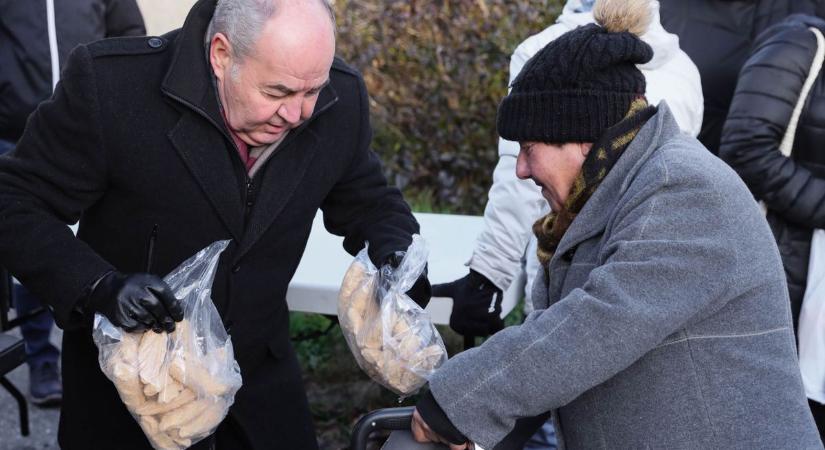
[0,138,61,369]
[13,284,60,369]
[0,138,13,154]
[524,419,558,450]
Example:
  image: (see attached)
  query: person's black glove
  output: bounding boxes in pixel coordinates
[86,271,184,333]
[384,251,432,308]
[432,269,503,337]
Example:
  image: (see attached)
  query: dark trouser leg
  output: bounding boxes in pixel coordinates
[13,283,62,405]
[809,399,825,442]
[13,283,60,368]
[0,139,14,154]
[189,414,255,450]
[523,419,558,450]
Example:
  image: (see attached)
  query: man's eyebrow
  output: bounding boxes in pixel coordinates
[308,79,331,93]
[266,79,331,95]
[267,84,298,95]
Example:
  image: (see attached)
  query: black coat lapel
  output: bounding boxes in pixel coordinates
[158,0,339,259]
[168,110,244,242]
[234,129,320,261]
[552,106,667,262]
[233,84,337,261]
[160,0,245,243]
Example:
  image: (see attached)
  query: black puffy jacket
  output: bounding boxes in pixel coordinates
[0,0,145,141]
[660,0,823,154]
[720,14,825,330]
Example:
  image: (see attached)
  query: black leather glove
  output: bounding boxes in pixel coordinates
[433,269,503,337]
[384,251,432,308]
[86,271,184,333]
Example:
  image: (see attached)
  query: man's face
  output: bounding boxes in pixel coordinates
[210,9,335,147]
[516,141,592,211]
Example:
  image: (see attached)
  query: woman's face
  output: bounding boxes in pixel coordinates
[516,141,592,211]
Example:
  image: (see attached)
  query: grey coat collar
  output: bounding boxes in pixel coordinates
[550,102,681,265]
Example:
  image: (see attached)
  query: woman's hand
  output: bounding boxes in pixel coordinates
[410,407,473,450]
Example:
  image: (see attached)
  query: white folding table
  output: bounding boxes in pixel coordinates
[286,211,525,326]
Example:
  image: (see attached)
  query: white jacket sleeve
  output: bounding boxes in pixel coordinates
[467,31,561,291]
[638,2,704,137]
[642,48,704,138]
[468,149,548,291]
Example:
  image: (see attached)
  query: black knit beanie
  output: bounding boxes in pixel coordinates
[497,22,654,143]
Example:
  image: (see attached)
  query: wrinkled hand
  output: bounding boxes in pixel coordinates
[87,271,183,333]
[433,270,503,337]
[384,251,432,308]
[411,408,472,450]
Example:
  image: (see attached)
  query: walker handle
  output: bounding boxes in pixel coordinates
[350,406,414,450]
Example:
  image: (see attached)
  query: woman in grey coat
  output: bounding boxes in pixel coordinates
[411,0,822,449]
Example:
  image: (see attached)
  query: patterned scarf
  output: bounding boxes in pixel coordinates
[533,98,657,271]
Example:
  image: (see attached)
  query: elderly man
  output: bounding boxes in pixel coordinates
[411,0,821,448]
[0,0,426,448]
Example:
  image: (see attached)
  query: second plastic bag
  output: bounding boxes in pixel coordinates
[338,235,447,396]
[92,241,243,450]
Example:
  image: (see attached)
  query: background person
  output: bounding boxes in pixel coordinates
[720,13,825,439]
[659,0,824,155]
[0,0,146,407]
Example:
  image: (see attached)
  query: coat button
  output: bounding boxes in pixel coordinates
[232,265,240,273]
[147,37,163,48]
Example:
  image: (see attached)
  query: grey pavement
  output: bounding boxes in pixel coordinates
[1,323,61,450]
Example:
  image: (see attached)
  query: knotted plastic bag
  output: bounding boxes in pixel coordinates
[338,235,447,396]
[92,241,243,450]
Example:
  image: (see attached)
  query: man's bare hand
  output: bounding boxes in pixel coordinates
[410,408,472,450]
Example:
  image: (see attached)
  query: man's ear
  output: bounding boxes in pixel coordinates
[209,33,233,82]
[580,142,594,157]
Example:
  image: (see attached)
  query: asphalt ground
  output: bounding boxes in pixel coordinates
[0,323,61,450]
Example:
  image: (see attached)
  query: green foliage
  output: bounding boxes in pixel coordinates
[406,188,455,213]
[289,312,349,375]
[503,297,526,327]
[334,0,564,214]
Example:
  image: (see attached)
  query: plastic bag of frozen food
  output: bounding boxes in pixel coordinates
[92,241,242,450]
[338,235,447,396]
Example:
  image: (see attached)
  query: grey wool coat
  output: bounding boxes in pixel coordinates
[427,104,822,449]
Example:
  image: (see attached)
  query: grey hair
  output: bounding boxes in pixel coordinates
[206,0,336,62]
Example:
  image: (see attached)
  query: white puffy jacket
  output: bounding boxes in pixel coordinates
[467,0,704,305]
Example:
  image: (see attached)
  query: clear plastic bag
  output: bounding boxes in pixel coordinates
[92,241,243,450]
[338,235,447,396]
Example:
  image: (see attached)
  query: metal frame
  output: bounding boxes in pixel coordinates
[0,269,44,330]
[0,375,29,436]
[351,406,415,450]
[0,267,30,436]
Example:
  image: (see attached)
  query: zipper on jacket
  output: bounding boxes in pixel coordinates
[164,90,339,226]
[243,178,255,221]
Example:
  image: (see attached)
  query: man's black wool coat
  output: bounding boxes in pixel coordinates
[0,0,418,448]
